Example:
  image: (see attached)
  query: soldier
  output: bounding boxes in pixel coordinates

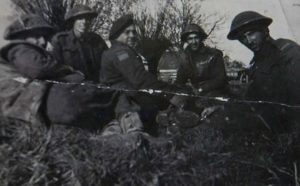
[176,24,228,97]
[227,11,300,127]
[100,14,189,135]
[0,14,74,125]
[51,5,107,82]
[1,15,72,80]
[100,14,183,92]
[0,14,117,130]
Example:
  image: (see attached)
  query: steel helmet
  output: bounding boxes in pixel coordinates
[4,14,55,40]
[227,11,272,40]
[181,24,208,42]
[65,5,97,24]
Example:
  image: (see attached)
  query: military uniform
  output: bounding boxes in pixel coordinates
[245,39,300,125]
[101,14,196,135]
[1,39,117,130]
[246,39,291,103]
[176,23,228,97]
[0,14,118,130]
[228,11,300,127]
[101,41,185,135]
[2,41,73,80]
[51,31,107,82]
[176,47,228,96]
[0,14,66,125]
[275,39,300,105]
[51,4,107,82]
[100,41,169,91]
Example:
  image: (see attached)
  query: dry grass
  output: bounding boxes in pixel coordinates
[0,107,299,186]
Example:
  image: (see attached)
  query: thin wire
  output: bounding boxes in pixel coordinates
[44,79,300,109]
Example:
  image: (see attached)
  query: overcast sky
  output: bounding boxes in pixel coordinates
[0,0,299,64]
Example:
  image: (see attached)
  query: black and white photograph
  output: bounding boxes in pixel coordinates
[0,0,299,185]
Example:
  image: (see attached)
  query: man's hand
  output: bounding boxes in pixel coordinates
[201,106,221,120]
[170,95,188,109]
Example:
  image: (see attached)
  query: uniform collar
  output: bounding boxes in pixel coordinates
[254,39,277,58]
[111,40,136,51]
[186,45,207,54]
[251,39,280,67]
[69,30,88,43]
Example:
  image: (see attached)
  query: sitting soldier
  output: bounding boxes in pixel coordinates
[157,24,229,133]
[100,14,193,135]
[0,14,117,130]
[51,5,107,82]
[176,23,228,97]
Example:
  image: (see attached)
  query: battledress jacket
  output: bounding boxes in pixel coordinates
[51,30,107,82]
[246,38,300,105]
[175,46,228,96]
[0,41,117,129]
[245,38,300,126]
[100,41,188,122]
[0,41,67,124]
[100,41,171,91]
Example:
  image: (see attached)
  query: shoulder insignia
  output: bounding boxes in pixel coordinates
[279,43,292,51]
[116,51,130,61]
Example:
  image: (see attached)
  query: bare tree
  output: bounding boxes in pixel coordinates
[9,0,224,72]
[10,0,68,30]
[10,0,137,32]
[10,0,223,42]
[133,0,224,46]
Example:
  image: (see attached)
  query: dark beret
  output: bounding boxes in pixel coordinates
[109,14,134,40]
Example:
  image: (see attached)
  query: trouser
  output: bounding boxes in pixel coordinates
[114,92,169,136]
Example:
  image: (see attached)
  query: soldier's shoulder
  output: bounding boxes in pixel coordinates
[1,41,45,61]
[52,31,72,42]
[109,42,132,55]
[205,47,223,58]
[86,32,103,40]
[274,38,300,52]
[85,32,107,47]
[102,42,130,61]
[111,41,131,50]
[205,46,223,54]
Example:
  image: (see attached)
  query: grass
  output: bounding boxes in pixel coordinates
[0,103,299,186]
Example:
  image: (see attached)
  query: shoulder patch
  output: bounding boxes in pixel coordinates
[279,43,292,51]
[116,51,130,61]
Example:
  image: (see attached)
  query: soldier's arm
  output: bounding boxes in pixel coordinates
[198,51,227,92]
[8,45,62,79]
[112,49,167,90]
[280,43,300,104]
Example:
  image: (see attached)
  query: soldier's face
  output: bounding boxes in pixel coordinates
[26,35,47,48]
[73,17,91,36]
[116,25,137,48]
[102,29,110,41]
[186,33,201,51]
[238,30,266,52]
